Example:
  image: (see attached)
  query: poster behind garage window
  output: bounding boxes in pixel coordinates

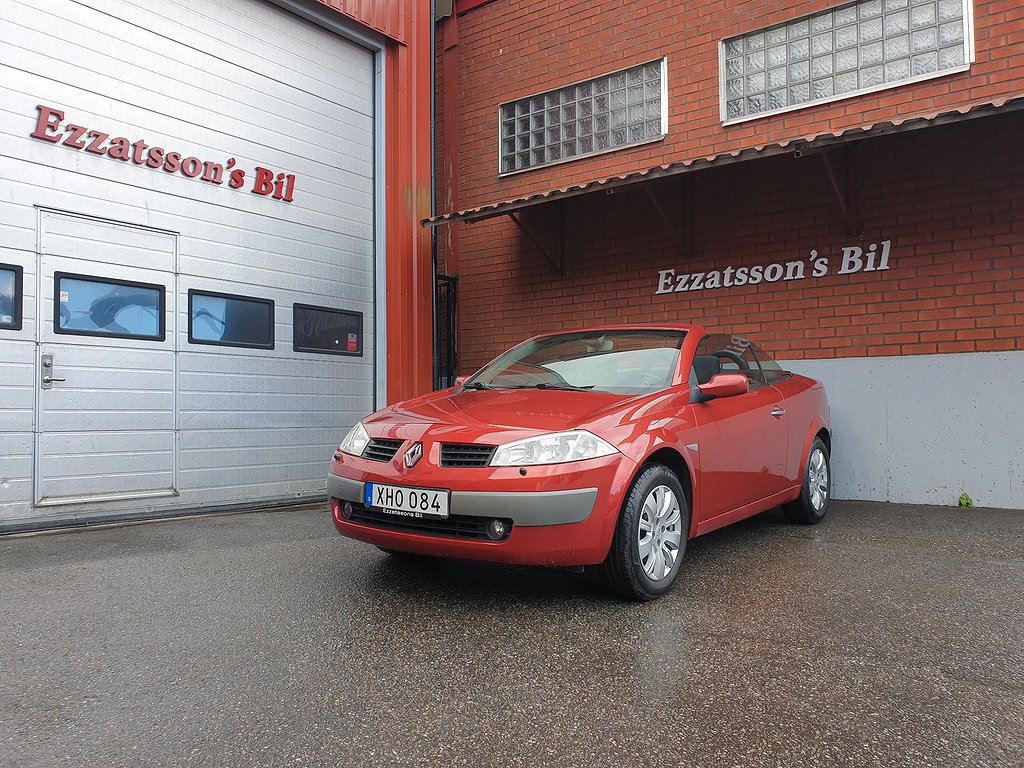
[293,304,362,356]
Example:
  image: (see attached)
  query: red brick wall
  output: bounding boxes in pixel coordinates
[452,114,1024,374]
[443,0,1023,213]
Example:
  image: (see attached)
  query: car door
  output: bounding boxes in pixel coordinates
[689,335,789,522]
[749,340,807,484]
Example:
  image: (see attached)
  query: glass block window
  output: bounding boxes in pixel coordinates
[721,0,972,123]
[499,59,667,175]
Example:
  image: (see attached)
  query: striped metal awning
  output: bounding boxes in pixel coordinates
[423,95,1023,227]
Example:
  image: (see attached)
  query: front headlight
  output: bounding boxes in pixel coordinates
[490,430,619,467]
[338,422,370,457]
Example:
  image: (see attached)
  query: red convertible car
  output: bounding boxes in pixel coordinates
[328,325,830,600]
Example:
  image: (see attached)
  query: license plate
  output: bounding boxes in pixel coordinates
[365,482,449,519]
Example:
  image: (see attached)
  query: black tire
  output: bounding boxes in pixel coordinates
[783,437,830,524]
[600,464,689,601]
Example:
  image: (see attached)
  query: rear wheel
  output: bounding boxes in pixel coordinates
[600,464,689,601]
[783,437,830,524]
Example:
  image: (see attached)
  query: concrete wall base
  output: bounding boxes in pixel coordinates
[785,350,1023,510]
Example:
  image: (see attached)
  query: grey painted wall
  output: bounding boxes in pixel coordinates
[784,351,1024,510]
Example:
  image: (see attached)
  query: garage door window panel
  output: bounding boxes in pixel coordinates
[54,273,165,341]
[0,263,23,331]
[188,290,275,349]
[293,304,363,356]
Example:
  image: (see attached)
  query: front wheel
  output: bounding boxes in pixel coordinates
[600,464,689,601]
[783,437,830,524]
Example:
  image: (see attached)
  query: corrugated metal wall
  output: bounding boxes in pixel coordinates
[317,0,408,44]
[0,0,380,523]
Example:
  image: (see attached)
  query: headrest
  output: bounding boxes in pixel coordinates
[691,355,721,385]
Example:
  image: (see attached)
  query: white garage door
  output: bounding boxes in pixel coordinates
[0,0,379,520]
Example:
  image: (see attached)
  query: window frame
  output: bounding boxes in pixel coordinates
[292,303,364,357]
[0,262,24,331]
[719,0,975,126]
[187,288,275,350]
[693,333,769,389]
[498,57,669,176]
[748,344,792,383]
[53,271,166,342]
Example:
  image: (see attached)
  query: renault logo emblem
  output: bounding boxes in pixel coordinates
[404,442,423,468]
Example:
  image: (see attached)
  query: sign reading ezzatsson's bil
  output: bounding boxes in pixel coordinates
[29,105,297,203]
[655,240,892,295]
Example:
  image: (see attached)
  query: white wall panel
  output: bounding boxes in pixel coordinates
[0,122,373,232]
[75,0,376,107]
[37,431,176,498]
[0,244,35,521]
[39,211,177,272]
[4,1,375,126]
[0,159,373,259]
[0,0,378,524]
[0,344,35,521]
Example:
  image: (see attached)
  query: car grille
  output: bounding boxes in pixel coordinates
[361,438,404,462]
[347,503,511,541]
[440,443,496,468]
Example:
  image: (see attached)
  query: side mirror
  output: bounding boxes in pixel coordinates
[453,375,468,387]
[696,373,749,401]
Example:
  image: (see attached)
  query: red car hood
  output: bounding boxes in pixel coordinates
[365,388,635,439]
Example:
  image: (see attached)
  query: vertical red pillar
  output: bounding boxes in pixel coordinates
[382,5,434,404]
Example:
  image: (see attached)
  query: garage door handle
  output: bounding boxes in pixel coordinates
[770,406,785,417]
[42,376,65,384]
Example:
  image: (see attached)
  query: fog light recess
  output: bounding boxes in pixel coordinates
[486,518,511,541]
[342,501,353,520]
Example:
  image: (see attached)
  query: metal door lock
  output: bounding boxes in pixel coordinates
[40,354,65,389]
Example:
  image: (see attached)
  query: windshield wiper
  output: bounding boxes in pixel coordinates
[528,383,596,391]
[467,381,597,392]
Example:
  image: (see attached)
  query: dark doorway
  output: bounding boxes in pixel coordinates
[435,275,458,389]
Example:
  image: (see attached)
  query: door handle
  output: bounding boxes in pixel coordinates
[41,354,64,389]
[770,406,786,417]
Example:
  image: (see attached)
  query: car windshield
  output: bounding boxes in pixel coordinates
[467,330,685,395]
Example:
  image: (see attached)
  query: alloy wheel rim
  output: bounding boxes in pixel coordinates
[808,448,829,511]
[637,484,682,581]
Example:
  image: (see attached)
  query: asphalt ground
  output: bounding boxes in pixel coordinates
[1,500,1022,768]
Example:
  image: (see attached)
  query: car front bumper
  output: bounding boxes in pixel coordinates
[327,453,637,566]
[327,474,599,526]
